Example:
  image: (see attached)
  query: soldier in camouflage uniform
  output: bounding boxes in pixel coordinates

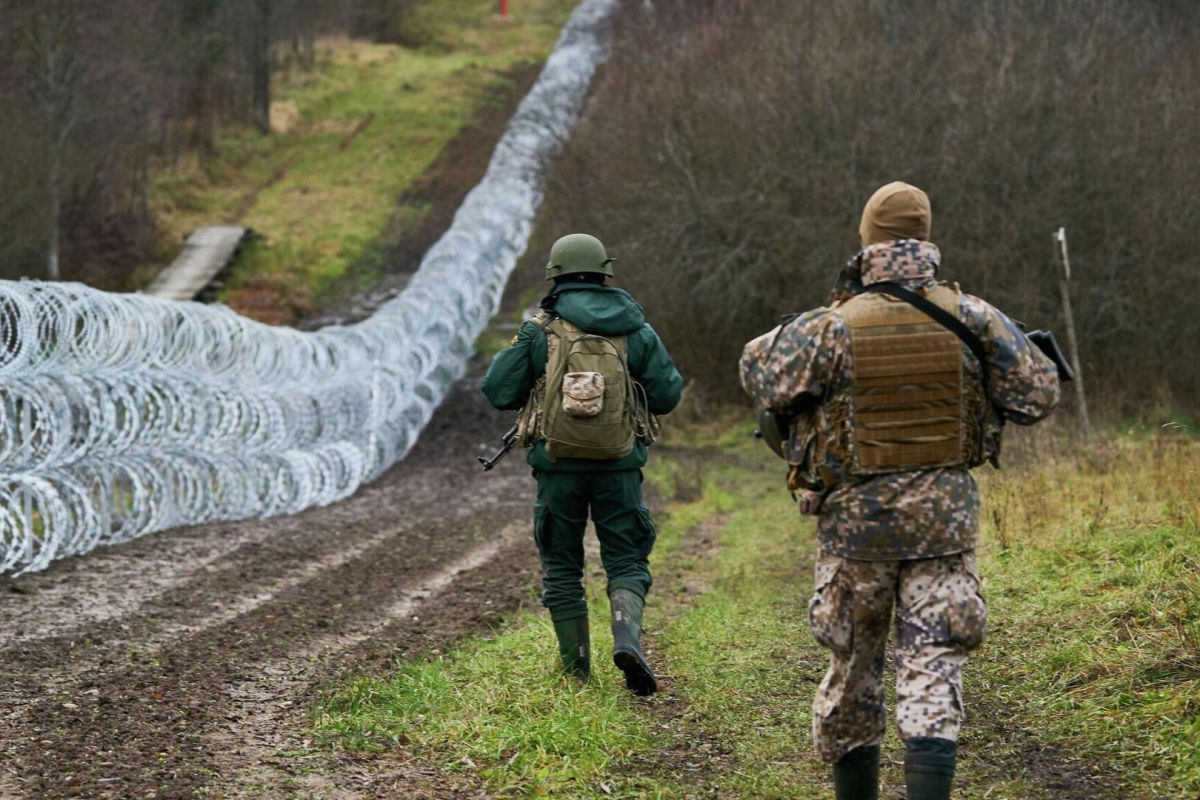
[739,182,1061,800]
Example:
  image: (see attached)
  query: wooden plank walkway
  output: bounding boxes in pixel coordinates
[143,226,251,302]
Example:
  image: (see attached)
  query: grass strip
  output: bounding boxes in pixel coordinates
[315,425,1198,798]
[313,470,730,798]
[150,0,576,318]
[646,445,833,798]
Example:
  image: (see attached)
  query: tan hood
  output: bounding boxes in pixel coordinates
[859,181,932,246]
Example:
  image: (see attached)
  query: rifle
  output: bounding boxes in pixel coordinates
[478,424,519,471]
[1026,329,1074,382]
[752,408,792,460]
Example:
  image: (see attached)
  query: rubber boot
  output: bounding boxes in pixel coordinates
[905,737,957,800]
[551,613,590,681]
[832,744,880,800]
[609,587,657,696]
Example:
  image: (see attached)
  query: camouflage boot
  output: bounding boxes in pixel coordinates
[905,737,956,800]
[551,611,590,681]
[609,587,657,696]
[832,744,879,800]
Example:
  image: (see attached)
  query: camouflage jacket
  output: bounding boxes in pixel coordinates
[739,240,1061,560]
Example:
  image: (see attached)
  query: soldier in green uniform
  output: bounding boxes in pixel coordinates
[740,183,1061,799]
[483,233,682,695]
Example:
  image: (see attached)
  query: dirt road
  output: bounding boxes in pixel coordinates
[0,371,543,799]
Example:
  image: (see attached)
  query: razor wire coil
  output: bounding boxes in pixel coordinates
[0,0,617,576]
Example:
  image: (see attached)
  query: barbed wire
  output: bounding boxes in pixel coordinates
[0,0,618,576]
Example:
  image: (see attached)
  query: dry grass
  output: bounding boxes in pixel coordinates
[972,428,1200,795]
[316,419,1200,797]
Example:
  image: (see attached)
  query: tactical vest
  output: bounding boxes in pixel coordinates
[835,284,985,475]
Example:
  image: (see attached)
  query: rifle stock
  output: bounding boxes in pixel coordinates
[478,424,519,471]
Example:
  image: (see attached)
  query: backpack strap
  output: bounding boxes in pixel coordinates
[864,282,991,398]
[514,312,560,449]
[530,310,558,331]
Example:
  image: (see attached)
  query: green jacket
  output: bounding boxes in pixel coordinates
[482,283,683,472]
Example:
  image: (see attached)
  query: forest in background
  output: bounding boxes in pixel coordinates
[0,0,421,288]
[536,0,1200,419]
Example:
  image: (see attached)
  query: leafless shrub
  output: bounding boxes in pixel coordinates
[538,0,1200,419]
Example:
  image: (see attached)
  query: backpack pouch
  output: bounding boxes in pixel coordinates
[562,372,605,417]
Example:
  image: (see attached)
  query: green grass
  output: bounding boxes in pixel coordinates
[313,422,828,798]
[972,432,1200,796]
[314,478,735,798]
[319,623,658,796]
[150,0,576,316]
[648,453,832,798]
[314,424,1200,798]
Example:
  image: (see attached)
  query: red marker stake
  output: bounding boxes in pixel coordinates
[500,0,508,19]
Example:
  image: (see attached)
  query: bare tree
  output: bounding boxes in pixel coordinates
[21,1,82,280]
[538,0,1200,416]
[251,0,271,134]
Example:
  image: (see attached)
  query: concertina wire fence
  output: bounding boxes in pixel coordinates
[0,0,619,576]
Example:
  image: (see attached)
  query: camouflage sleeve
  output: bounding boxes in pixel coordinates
[961,295,1061,424]
[738,308,845,412]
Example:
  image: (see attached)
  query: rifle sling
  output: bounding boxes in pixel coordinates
[863,282,990,397]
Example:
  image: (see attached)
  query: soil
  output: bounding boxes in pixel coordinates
[0,370,544,799]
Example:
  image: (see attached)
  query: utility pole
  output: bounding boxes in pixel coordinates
[1052,228,1091,433]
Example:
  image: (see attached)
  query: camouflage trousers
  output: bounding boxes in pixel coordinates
[808,551,988,763]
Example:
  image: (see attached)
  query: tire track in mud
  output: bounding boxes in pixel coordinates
[0,464,463,650]
[206,525,524,798]
[0,381,543,799]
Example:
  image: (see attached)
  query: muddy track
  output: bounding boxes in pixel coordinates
[0,375,544,799]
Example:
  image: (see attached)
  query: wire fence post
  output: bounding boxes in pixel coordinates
[1052,227,1091,434]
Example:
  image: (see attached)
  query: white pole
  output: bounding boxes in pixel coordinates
[1052,228,1091,433]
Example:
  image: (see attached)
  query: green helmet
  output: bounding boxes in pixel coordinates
[545,233,615,281]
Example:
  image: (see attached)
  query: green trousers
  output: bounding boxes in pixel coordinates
[533,469,657,619]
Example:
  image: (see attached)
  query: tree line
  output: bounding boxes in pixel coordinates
[535,0,1200,419]
[0,0,418,287]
